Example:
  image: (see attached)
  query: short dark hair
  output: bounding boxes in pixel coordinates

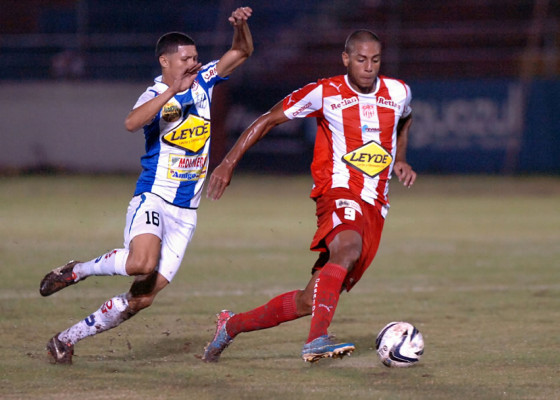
[155,32,195,57]
[344,30,381,54]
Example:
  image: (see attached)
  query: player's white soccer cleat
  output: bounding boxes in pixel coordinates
[301,335,355,363]
[39,260,83,296]
[46,334,74,365]
[202,310,235,362]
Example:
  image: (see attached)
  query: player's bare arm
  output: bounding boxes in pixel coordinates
[216,7,254,78]
[207,101,289,201]
[124,63,201,132]
[393,114,416,188]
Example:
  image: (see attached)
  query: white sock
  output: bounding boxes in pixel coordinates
[58,294,133,345]
[73,249,129,280]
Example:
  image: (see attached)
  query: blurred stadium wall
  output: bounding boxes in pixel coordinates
[1,0,559,174]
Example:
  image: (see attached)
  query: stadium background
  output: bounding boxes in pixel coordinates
[1,0,559,175]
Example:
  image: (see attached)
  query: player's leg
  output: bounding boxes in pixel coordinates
[202,289,302,362]
[306,229,361,341]
[301,229,361,362]
[303,200,385,362]
[40,232,162,295]
[202,230,361,363]
[47,271,168,364]
[203,262,315,362]
[300,188,366,362]
[45,194,185,364]
[40,194,162,297]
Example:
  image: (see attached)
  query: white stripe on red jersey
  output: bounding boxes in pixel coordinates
[282,74,411,217]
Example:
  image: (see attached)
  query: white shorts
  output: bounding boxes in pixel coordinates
[124,192,197,282]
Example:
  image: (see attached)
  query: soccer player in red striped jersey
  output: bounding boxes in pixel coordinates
[203,30,416,363]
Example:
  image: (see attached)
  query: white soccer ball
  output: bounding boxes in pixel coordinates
[375,321,424,368]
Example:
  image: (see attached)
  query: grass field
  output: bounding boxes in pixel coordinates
[1,174,559,400]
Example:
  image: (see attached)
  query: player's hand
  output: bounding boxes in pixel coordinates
[206,162,234,200]
[393,161,417,188]
[170,62,202,94]
[229,6,252,26]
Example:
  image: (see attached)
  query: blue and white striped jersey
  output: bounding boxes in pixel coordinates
[132,60,227,208]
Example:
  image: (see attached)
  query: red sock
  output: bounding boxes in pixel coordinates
[226,290,299,337]
[306,263,347,343]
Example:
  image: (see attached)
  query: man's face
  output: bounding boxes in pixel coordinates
[342,40,382,94]
[161,45,199,80]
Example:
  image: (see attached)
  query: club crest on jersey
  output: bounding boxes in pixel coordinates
[163,114,210,153]
[342,141,393,178]
[161,102,182,122]
[191,79,199,91]
[361,103,376,119]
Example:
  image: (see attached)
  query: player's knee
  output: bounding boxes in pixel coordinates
[330,242,361,269]
[327,230,362,268]
[126,255,158,276]
[345,242,362,265]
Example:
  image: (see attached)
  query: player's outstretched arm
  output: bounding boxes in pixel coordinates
[207,101,289,200]
[216,7,254,78]
[393,114,417,188]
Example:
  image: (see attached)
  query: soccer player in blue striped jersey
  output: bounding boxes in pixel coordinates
[39,7,253,365]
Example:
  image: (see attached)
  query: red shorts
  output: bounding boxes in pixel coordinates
[310,187,385,291]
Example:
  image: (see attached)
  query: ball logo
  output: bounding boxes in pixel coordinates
[376,321,424,368]
[162,102,182,122]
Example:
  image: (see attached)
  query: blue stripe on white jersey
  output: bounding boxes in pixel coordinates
[133,60,227,208]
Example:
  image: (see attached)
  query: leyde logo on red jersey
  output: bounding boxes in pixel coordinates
[342,141,393,178]
[163,114,210,153]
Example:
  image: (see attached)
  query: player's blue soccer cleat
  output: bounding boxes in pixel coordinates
[301,335,355,363]
[202,310,235,362]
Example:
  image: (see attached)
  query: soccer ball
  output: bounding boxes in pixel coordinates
[375,321,424,368]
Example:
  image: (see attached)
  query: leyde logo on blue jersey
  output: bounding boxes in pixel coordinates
[163,114,210,153]
[342,141,393,178]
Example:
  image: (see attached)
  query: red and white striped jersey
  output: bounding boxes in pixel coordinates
[282,74,412,217]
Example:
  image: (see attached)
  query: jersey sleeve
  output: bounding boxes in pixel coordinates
[401,83,412,119]
[200,60,229,87]
[133,88,158,110]
[282,81,324,120]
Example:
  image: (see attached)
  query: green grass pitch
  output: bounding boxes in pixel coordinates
[1,174,559,399]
